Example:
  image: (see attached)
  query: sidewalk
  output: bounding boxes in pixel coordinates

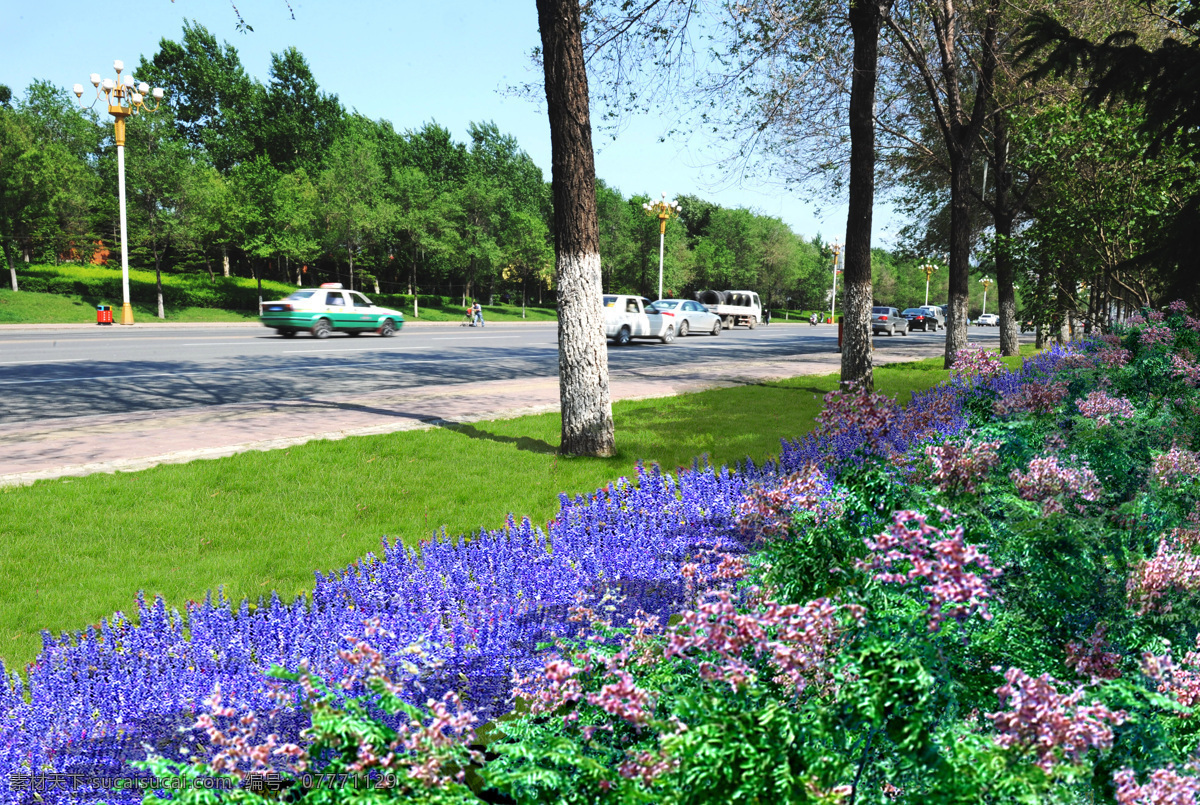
[0,335,944,487]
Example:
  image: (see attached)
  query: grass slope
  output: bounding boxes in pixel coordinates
[3,265,558,324]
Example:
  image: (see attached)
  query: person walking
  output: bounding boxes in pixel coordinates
[472,301,485,327]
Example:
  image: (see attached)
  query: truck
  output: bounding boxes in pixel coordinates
[602,294,676,345]
[695,290,763,329]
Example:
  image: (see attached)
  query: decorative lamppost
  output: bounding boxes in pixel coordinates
[642,193,681,301]
[828,238,842,324]
[979,277,993,317]
[920,262,939,306]
[74,62,165,325]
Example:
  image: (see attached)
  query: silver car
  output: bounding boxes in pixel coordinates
[872,306,909,336]
[652,299,723,336]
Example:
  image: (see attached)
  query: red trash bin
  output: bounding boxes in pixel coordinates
[97,305,113,325]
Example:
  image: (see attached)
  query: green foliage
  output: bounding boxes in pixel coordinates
[758,513,864,603]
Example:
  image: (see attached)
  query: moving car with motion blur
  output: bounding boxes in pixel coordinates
[602,294,677,345]
[650,299,723,337]
[260,283,404,338]
[976,313,999,326]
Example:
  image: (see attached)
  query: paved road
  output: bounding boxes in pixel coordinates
[0,320,1019,484]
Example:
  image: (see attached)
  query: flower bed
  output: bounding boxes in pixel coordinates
[6,305,1200,803]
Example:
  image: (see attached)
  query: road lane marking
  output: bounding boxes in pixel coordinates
[0,358,87,367]
[0,357,524,386]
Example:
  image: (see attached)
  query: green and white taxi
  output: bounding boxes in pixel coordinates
[260,284,404,338]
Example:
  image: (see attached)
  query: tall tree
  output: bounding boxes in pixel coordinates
[537,0,616,457]
[259,47,344,174]
[319,122,390,292]
[138,21,259,173]
[837,0,898,387]
[124,112,189,318]
[1020,0,1200,307]
[882,0,999,367]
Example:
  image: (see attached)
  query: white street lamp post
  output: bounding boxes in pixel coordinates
[920,263,938,307]
[979,277,993,317]
[75,62,164,325]
[642,193,681,300]
[828,239,842,324]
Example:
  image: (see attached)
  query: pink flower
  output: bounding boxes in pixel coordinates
[857,509,1001,632]
[1077,390,1137,428]
[988,667,1127,771]
[1152,445,1200,488]
[1139,325,1175,348]
[1010,455,1103,514]
[993,378,1071,416]
[952,345,1007,381]
[1065,625,1122,681]
[1167,300,1189,315]
[736,464,840,539]
[1141,635,1200,712]
[1095,347,1133,370]
[1128,530,1200,615]
[665,590,862,695]
[924,439,1002,495]
[816,381,898,453]
[1114,766,1200,804]
[1170,354,1200,388]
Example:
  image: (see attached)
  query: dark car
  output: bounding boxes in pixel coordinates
[872,306,909,336]
[902,307,937,331]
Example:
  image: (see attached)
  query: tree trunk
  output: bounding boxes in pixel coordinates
[842,0,893,390]
[153,244,165,320]
[993,118,1020,357]
[348,251,355,291]
[205,254,214,282]
[944,150,972,367]
[537,0,615,457]
[4,242,17,292]
[222,246,230,277]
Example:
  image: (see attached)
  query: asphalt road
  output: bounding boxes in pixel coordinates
[0,320,1004,425]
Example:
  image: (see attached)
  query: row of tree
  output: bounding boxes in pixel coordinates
[0,22,855,320]
[578,0,1200,375]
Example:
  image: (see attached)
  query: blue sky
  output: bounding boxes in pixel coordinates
[4,0,896,245]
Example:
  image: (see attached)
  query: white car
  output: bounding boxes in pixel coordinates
[976,313,999,326]
[651,299,723,336]
[602,295,676,345]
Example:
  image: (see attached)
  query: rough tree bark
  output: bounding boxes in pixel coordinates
[537,0,616,457]
[843,0,895,391]
[992,116,1020,356]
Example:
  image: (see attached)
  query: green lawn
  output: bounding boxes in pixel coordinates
[0,289,264,324]
[0,349,1036,674]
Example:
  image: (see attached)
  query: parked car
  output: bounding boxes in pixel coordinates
[872,306,909,336]
[260,284,404,338]
[976,313,999,326]
[650,299,723,336]
[902,307,938,331]
[694,289,762,329]
[602,295,676,345]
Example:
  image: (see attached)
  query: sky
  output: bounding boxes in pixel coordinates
[3,0,897,246]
